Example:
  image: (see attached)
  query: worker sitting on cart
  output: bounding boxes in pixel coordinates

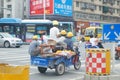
[64,32,74,51]
[57,30,67,49]
[28,35,41,56]
[39,39,57,54]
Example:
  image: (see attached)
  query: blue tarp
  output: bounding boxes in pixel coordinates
[0,18,21,23]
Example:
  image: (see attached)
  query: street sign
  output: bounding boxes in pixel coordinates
[103,24,120,42]
[54,0,72,16]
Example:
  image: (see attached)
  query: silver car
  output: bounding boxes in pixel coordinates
[0,32,23,48]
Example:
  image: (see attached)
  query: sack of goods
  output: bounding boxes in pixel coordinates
[47,39,57,45]
[54,50,76,58]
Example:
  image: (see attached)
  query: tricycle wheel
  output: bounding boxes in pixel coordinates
[74,59,81,70]
[38,67,47,73]
[55,63,65,75]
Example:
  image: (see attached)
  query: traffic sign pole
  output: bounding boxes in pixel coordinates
[111,42,115,73]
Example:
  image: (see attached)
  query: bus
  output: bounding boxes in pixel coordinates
[0,18,22,38]
[84,26,102,41]
[21,19,74,42]
[0,18,74,42]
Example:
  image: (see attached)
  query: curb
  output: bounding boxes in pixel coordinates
[84,74,120,80]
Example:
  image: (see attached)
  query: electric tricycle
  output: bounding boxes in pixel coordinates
[31,47,81,75]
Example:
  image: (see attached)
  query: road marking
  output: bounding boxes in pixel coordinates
[69,76,84,80]
[0,56,29,59]
[19,60,30,63]
[5,58,29,61]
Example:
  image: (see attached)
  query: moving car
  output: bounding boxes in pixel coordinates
[0,32,23,48]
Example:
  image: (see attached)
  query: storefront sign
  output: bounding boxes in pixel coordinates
[54,0,72,16]
[30,0,53,15]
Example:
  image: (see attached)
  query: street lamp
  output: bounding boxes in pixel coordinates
[0,7,12,17]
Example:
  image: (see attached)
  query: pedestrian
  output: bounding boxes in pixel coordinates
[28,35,41,56]
[89,35,98,48]
[117,41,120,47]
[97,41,104,48]
[50,20,60,41]
[85,40,92,48]
[64,32,74,51]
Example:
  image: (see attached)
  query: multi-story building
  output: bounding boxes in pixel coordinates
[73,0,120,34]
[1,0,120,23]
[0,0,4,18]
[1,0,29,19]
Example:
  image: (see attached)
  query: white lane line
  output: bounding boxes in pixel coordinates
[30,66,37,69]
[5,58,29,61]
[20,60,30,63]
[0,56,29,59]
[69,76,84,80]
[0,54,29,56]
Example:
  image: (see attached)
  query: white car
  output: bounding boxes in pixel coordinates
[0,32,23,48]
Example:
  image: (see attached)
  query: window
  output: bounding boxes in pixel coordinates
[7,5,11,8]
[7,0,11,2]
[117,9,120,14]
[76,1,79,7]
[80,3,86,9]
[117,1,120,5]
[103,0,107,3]
[0,27,2,32]
[24,7,26,11]
[7,14,11,18]
[99,6,101,11]
[103,6,109,13]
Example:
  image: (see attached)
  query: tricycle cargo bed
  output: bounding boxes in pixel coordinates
[31,56,59,68]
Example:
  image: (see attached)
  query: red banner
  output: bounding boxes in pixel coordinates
[30,0,53,15]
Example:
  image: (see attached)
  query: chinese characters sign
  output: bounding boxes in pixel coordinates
[30,0,53,15]
[30,0,72,16]
[54,0,72,16]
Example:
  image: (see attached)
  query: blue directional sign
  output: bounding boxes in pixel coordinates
[103,24,120,42]
[54,0,72,16]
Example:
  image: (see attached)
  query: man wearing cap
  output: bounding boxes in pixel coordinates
[28,35,41,56]
[50,20,60,41]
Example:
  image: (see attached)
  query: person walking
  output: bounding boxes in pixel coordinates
[50,20,60,41]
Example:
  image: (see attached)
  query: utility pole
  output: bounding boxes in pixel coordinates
[43,0,46,20]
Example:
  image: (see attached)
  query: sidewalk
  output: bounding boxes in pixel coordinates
[84,73,120,80]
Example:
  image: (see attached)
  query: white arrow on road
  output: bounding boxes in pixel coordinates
[104,32,111,40]
[114,32,120,40]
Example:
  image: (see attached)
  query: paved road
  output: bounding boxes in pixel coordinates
[0,45,85,80]
[0,43,120,80]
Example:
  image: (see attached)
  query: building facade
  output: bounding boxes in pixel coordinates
[74,0,120,23]
[0,0,29,19]
[29,0,73,21]
[73,0,120,34]
[0,0,4,18]
[0,0,120,22]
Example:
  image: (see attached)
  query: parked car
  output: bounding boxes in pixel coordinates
[0,32,23,48]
